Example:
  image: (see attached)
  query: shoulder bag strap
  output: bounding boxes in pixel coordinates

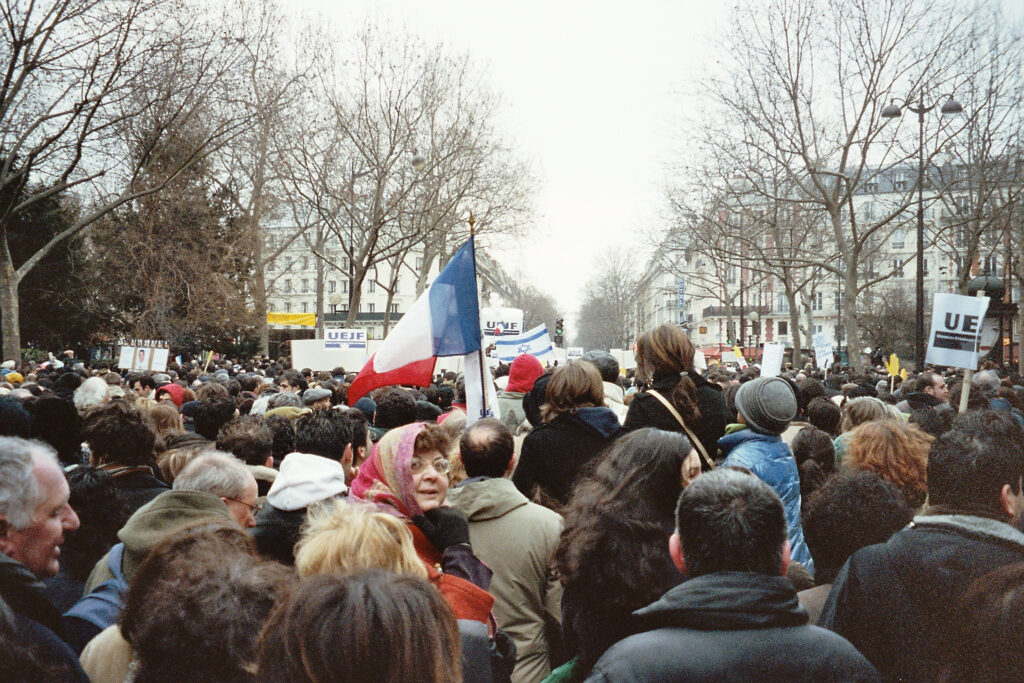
[646,389,715,469]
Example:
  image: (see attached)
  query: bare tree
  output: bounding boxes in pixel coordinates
[680,0,978,370]
[0,0,252,359]
[575,250,637,351]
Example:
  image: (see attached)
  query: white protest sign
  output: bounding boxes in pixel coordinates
[812,333,834,370]
[761,342,785,377]
[118,341,169,372]
[324,328,367,351]
[925,293,990,369]
[480,307,524,338]
[567,346,584,360]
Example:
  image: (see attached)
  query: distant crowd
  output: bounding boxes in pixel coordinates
[2,325,1024,681]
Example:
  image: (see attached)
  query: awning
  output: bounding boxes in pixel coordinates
[267,312,316,327]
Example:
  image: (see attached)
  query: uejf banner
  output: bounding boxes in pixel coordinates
[325,328,367,351]
[925,293,990,369]
[480,307,524,337]
[118,340,170,372]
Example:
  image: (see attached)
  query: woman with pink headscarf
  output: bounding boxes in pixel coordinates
[349,421,494,624]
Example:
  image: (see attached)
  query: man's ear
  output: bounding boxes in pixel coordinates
[780,539,791,577]
[503,454,516,477]
[264,455,274,469]
[1000,483,1019,518]
[669,532,686,576]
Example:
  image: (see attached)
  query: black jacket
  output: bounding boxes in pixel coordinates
[820,512,1024,682]
[586,572,878,682]
[513,407,621,506]
[622,373,727,463]
[251,503,309,565]
[0,553,88,682]
[98,464,170,516]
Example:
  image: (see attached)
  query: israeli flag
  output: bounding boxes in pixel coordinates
[494,324,554,362]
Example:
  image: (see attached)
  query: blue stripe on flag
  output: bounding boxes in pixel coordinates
[428,238,480,357]
[494,325,548,347]
[498,345,552,361]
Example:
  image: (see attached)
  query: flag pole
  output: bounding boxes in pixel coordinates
[468,212,489,419]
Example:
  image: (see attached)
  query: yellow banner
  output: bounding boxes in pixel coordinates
[267,312,316,327]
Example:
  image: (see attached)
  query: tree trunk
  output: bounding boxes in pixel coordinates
[786,289,802,368]
[251,232,270,357]
[843,269,864,371]
[315,249,325,339]
[345,264,368,327]
[0,253,21,362]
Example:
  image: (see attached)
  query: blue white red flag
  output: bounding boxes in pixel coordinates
[347,238,495,423]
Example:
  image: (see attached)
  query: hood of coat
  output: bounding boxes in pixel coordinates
[603,381,625,406]
[566,406,622,439]
[266,452,347,512]
[448,477,529,521]
[633,571,807,632]
[117,489,232,580]
[506,354,544,394]
[718,428,784,457]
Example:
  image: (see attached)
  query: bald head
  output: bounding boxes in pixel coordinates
[459,418,514,478]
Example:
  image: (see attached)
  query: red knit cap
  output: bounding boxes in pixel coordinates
[505,354,544,393]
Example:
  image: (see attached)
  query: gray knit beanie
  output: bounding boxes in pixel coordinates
[735,377,797,435]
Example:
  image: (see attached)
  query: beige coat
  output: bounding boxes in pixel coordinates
[448,477,563,683]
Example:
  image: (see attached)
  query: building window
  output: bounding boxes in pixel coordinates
[891,259,904,277]
[302,256,309,270]
[776,294,789,314]
[284,279,292,293]
[367,280,376,293]
[862,202,875,220]
[285,302,291,312]
[301,302,308,313]
[814,324,823,334]
[864,182,878,193]
[894,171,908,191]
[810,291,822,311]
[834,292,841,312]
[892,229,905,250]
[328,280,336,293]
[267,259,275,271]
[923,258,929,276]
[389,303,399,314]
[301,279,309,293]
[416,257,424,270]
[367,303,375,313]
[341,280,349,293]
[955,196,970,214]
[726,266,736,284]
[778,321,788,335]
[986,255,999,275]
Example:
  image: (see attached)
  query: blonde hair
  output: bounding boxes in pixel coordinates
[156,444,207,484]
[840,397,891,433]
[295,500,428,579]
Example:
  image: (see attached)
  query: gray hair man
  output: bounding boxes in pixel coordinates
[174,452,259,529]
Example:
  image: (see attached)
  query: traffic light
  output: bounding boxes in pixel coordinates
[554,317,564,346]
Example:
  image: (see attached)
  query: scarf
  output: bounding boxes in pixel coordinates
[349,422,427,519]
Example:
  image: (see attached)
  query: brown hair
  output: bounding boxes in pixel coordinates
[147,402,184,438]
[413,422,451,458]
[541,361,605,422]
[846,420,931,509]
[840,397,891,433]
[256,571,461,683]
[634,324,701,426]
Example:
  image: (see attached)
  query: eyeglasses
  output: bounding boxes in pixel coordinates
[409,457,450,475]
[224,497,262,515]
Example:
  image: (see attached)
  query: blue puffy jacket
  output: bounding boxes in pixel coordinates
[718,429,813,575]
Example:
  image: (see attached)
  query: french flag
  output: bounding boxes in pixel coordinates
[347,237,497,422]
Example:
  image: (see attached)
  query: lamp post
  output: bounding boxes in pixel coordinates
[881,92,963,369]
[747,310,760,360]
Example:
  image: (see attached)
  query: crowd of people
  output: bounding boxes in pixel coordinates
[2,323,1024,681]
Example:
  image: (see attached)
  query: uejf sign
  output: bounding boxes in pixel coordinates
[324,328,367,351]
[925,293,990,369]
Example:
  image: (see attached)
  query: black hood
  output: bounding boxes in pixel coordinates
[633,571,807,632]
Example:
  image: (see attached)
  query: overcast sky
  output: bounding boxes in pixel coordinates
[292,0,1023,330]
[292,0,728,326]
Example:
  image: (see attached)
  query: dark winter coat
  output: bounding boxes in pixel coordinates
[0,552,88,682]
[251,502,309,566]
[513,407,621,506]
[585,572,878,683]
[820,511,1024,682]
[96,464,170,516]
[622,373,726,462]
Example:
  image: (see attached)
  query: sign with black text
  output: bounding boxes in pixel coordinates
[324,328,367,351]
[925,293,990,369]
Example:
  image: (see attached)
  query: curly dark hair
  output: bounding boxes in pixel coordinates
[121,521,292,683]
[193,395,238,441]
[81,401,156,467]
[216,415,273,466]
[553,428,692,678]
[803,471,913,581]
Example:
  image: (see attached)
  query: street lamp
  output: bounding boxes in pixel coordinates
[881,92,963,369]
[747,310,760,359]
